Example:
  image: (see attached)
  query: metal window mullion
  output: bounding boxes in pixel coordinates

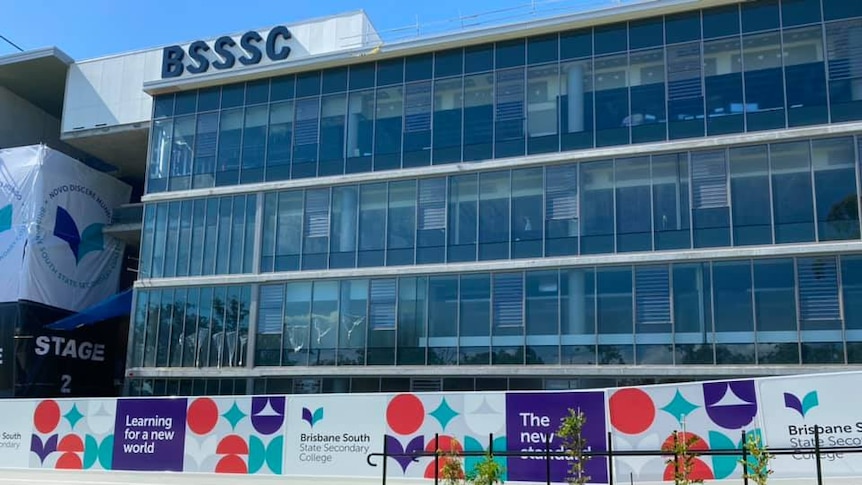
[766,145,777,244]
[278,284,287,366]
[820,9,833,124]
[663,40,670,142]
[687,153,695,248]
[126,290,142,371]
[724,149,734,247]
[740,31,749,133]
[412,180,419,264]
[190,287,201,368]
[166,289,177,367]
[855,135,862,240]
[237,109,248,181]
[507,170,513,259]
[649,157,656,251]
[631,265,637,364]
[298,189,306,267]
[383,183,390,266]
[353,184,361,265]
[777,3,790,129]
[393,277,400,365]
[749,260,759,364]
[793,258,803,364]
[444,177,451,263]
[475,174,480,261]
[519,271,526,364]
[708,262,717,364]
[252,193,264,274]
[612,159,618,253]
[459,75,465,162]
[177,288,187,367]
[669,263,676,365]
[838,255,848,363]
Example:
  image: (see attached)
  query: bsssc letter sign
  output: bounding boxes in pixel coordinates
[161,26,292,78]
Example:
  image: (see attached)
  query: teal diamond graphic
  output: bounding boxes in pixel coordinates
[64,404,84,429]
[429,398,459,431]
[661,390,699,425]
[222,402,247,430]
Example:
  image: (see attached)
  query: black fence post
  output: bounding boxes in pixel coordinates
[814,426,823,485]
[607,431,615,485]
[382,433,388,485]
[434,432,440,485]
[546,435,552,485]
[740,430,748,485]
[489,432,494,457]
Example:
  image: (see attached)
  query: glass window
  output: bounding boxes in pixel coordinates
[667,42,705,139]
[168,289,187,366]
[826,20,862,122]
[274,191,302,272]
[215,108,243,186]
[260,193,276,272]
[239,105,268,183]
[387,180,416,266]
[139,204,156,278]
[615,157,652,252]
[397,277,427,365]
[176,200,192,276]
[652,154,691,250]
[511,168,543,259]
[525,270,559,364]
[528,34,558,65]
[465,44,493,73]
[174,91,196,116]
[527,63,560,154]
[448,174,478,262]
[282,282,310,366]
[374,85,403,171]
[405,53,433,82]
[221,84,244,109]
[428,276,457,365]
[417,178,446,264]
[322,67,348,94]
[265,101,294,182]
[463,73,494,161]
[580,160,615,254]
[560,59,594,150]
[271,75,295,101]
[246,79,269,105]
[771,141,815,243]
[202,198,218,275]
[703,5,740,39]
[148,119,172,193]
[292,97,320,178]
[153,95,174,119]
[342,279,369,365]
[296,72,321,98]
[691,150,731,248]
[635,265,671,328]
[163,203,180,277]
[704,38,744,136]
[545,165,580,257]
[432,77,463,164]
[346,90,375,173]
[629,18,663,50]
[403,81,432,167]
[492,272,525,364]
[377,58,404,86]
[330,186,358,269]
[195,288,213,367]
[366,279,394,365]
[215,197,232,275]
[459,274,491,345]
[742,0,779,33]
[596,267,634,334]
[560,29,592,60]
[496,39,526,69]
[784,26,828,127]
[594,53,629,146]
[843,256,862,333]
[435,49,463,77]
[594,23,627,55]
[560,268,596,355]
[665,11,701,44]
[713,260,755,364]
[319,94,347,176]
[824,0,862,21]
[495,67,526,157]
[168,116,194,191]
[358,183,386,267]
[743,31,786,131]
[730,145,772,245]
[813,137,859,241]
[798,256,842,331]
[192,112,218,188]
[349,64,375,91]
[256,285,283,366]
[782,0,821,27]
[753,258,797,342]
[208,287,227,367]
[181,288,200,368]
[309,281,337,366]
[673,263,713,364]
[629,48,666,144]
[302,189,330,270]
[479,171,510,261]
[243,197,255,274]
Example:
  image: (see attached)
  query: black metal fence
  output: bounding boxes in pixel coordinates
[366,427,862,485]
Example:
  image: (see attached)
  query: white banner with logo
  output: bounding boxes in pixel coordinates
[759,372,862,478]
[19,146,131,312]
[0,147,41,303]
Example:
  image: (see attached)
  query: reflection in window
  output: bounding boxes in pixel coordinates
[667,42,705,139]
[652,154,690,250]
[403,81,432,167]
[594,53,629,146]
[148,119,172,193]
[463,73,494,161]
[580,161,614,254]
[495,68,526,157]
[169,116,194,191]
[215,109,243,186]
[812,137,859,241]
[330,186,358,268]
[341,279,369,365]
[374,86,404,171]
[387,180,416,266]
[784,26,828,126]
[479,171,510,260]
[265,101,294,181]
[704,38,744,135]
[771,141,815,243]
[730,146,772,245]
[432,77,463,164]
[826,19,862,122]
[691,150,730,248]
[527,64,560,154]
[303,189,330,270]
[743,31,785,131]
[193,113,218,188]
[319,94,346,176]
[358,183,386,267]
[629,48,666,143]
[560,60,594,150]
[347,90,375,173]
[292,98,321,178]
[615,157,652,252]
[511,168,543,259]
[448,174,478,262]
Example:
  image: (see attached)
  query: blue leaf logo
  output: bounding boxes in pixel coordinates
[0,204,12,234]
[301,406,324,427]
[53,206,104,264]
[784,391,819,417]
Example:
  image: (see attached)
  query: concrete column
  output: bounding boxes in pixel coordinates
[566,64,585,133]
[565,269,587,335]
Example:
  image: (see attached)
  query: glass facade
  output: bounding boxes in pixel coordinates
[141,136,861,277]
[133,254,861,370]
[131,0,862,393]
[146,2,862,194]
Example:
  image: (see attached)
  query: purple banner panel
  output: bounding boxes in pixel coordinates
[112,398,187,471]
[506,391,608,483]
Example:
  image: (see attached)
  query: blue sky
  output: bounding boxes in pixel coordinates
[0,0,598,59]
